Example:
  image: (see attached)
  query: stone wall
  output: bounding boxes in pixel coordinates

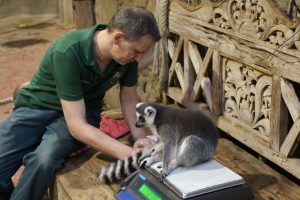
[0,0,58,18]
[95,0,155,24]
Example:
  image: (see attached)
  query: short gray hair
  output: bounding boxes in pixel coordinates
[107,7,161,42]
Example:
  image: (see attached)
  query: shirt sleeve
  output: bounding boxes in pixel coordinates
[119,62,138,87]
[51,51,84,101]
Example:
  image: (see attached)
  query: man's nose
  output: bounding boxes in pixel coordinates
[134,53,144,62]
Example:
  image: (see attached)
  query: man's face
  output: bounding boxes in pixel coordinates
[112,33,155,65]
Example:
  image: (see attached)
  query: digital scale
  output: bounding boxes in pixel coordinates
[116,160,254,200]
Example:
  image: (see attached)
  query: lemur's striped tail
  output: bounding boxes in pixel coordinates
[98,151,142,184]
[0,97,13,105]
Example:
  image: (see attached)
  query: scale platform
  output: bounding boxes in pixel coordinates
[116,159,254,200]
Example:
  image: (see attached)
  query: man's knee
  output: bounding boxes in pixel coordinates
[23,152,63,172]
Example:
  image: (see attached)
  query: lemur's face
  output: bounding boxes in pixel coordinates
[135,103,156,128]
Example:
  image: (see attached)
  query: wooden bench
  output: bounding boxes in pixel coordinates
[50,135,300,200]
[50,136,130,200]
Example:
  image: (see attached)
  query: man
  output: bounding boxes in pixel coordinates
[0,7,160,200]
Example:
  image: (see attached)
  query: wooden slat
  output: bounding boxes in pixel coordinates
[270,75,289,152]
[190,47,213,101]
[168,37,184,86]
[169,11,212,47]
[211,49,223,116]
[183,39,195,98]
[168,39,175,59]
[188,41,203,74]
[167,87,208,110]
[280,118,300,157]
[281,78,300,122]
[174,62,185,89]
[201,77,212,111]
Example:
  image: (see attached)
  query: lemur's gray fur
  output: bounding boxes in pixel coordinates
[98,102,218,184]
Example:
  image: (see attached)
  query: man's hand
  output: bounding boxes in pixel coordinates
[133,138,155,152]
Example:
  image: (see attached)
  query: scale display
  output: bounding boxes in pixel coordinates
[138,183,162,200]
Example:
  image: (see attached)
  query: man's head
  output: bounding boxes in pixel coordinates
[107,7,160,65]
[107,7,160,42]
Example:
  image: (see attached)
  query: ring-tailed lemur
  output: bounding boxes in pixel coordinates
[98,102,218,184]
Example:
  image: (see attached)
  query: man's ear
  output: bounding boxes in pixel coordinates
[113,31,126,45]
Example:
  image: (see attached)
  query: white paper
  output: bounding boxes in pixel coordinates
[149,159,245,198]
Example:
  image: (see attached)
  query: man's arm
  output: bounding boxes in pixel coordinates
[120,85,146,139]
[61,99,135,159]
[119,85,154,148]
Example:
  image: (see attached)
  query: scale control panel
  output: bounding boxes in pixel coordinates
[116,170,174,200]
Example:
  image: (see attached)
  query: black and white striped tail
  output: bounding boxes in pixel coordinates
[98,151,142,184]
[0,97,13,105]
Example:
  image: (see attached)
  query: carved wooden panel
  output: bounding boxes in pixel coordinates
[158,0,300,179]
[223,59,272,138]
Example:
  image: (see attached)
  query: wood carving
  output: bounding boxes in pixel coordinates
[224,59,272,136]
[156,0,300,179]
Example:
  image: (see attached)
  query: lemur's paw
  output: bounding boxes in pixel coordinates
[138,157,151,167]
[139,156,160,168]
[156,162,163,169]
[159,173,167,182]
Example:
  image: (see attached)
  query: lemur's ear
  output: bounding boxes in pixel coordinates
[145,106,156,117]
[136,102,144,108]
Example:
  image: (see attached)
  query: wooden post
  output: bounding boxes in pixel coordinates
[73,0,96,29]
[183,38,194,99]
[59,0,74,27]
[270,74,289,152]
[212,48,223,116]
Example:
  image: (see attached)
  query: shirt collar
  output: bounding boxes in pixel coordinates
[80,24,107,75]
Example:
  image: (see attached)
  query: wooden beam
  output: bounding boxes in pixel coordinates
[270,75,289,152]
[190,47,213,101]
[201,77,212,111]
[188,41,203,74]
[280,118,300,157]
[168,39,175,59]
[211,49,223,116]
[167,87,208,110]
[281,78,300,122]
[73,0,96,29]
[183,39,195,98]
[174,62,185,90]
[168,37,184,86]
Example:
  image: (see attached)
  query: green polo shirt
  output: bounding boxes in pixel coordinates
[15,24,138,111]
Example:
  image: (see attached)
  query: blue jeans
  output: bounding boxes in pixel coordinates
[0,107,100,200]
